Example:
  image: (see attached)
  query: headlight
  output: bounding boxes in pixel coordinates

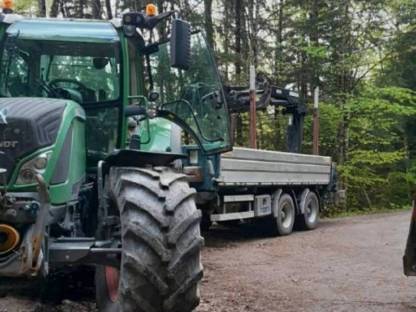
[16,152,52,185]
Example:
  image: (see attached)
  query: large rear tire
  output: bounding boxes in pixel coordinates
[96,167,204,312]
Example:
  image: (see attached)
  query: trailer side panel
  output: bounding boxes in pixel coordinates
[218,147,332,186]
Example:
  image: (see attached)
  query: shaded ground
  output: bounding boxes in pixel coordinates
[0,211,414,312]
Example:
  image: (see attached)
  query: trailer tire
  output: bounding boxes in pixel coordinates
[270,193,295,236]
[298,191,320,230]
[96,167,204,312]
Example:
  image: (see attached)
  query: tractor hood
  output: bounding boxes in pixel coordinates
[0,98,67,182]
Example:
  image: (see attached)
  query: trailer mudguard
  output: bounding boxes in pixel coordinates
[299,188,311,214]
[272,189,283,218]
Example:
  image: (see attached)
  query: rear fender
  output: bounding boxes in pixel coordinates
[299,188,310,214]
[299,188,321,215]
[272,189,283,218]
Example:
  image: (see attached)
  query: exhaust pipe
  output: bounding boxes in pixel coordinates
[0,224,20,255]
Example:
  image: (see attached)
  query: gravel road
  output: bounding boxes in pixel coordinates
[0,211,414,312]
[198,211,416,312]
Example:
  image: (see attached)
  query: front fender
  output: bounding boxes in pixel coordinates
[104,149,186,169]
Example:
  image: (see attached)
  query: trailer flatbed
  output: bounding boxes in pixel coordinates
[207,148,334,232]
[217,147,332,187]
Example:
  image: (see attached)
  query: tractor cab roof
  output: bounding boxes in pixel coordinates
[5,18,120,43]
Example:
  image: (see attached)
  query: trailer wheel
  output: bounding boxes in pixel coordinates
[298,191,320,230]
[96,167,204,312]
[270,193,295,236]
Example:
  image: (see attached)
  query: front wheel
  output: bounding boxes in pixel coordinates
[96,167,204,312]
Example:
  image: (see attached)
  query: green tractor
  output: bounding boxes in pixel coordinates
[0,6,231,312]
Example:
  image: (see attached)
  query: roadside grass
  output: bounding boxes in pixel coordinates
[322,205,412,219]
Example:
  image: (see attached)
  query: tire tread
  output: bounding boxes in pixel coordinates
[106,166,203,312]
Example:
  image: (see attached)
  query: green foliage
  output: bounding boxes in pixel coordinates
[303,102,342,157]
[338,86,416,209]
[14,0,36,13]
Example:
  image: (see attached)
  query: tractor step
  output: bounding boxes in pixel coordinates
[49,238,120,268]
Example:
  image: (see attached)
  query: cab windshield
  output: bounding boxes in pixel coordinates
[0,37,120,104]
[148,32,231,153]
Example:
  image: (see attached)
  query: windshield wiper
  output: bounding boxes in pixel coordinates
[160,99,224,142]
[36,79,58,98]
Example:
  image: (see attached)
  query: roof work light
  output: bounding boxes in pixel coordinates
[2,0,13,13]
[146,4,158,17]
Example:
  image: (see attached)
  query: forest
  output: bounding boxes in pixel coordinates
[11,0,416,213]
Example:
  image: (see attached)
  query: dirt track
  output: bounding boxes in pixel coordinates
[198,211,416,312]
[0,211,415,312]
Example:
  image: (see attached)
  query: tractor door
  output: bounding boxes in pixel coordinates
[148,32,231,154]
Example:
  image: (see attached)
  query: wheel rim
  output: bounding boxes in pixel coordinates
[306,196,318,224]
[281,202,293,229]
[105,266,120,303]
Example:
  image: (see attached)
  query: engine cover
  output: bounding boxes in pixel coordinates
[0,98,67,183]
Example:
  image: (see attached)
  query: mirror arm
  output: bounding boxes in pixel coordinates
[125,106,147,117]
[146,53,154,91]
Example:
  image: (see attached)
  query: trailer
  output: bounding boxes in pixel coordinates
[195,147,333,235]
[187,84,336,235]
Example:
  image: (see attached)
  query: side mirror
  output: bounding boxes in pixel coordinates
[170,19,191,70]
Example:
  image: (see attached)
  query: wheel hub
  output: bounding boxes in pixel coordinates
[105,266,120,303]
[281,205,292,228]
[306,201,317,223]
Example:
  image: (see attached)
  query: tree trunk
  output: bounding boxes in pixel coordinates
[236,113,243,146]
[336,1,352,168]
[38,0,46,17]
[204,0,214,49]
[50,0,60,17]
[235,0,242,82]
[77,0,86,18]
[274,0,284,150]
[247,0,259,66]
[222,0,231,82]
[309,0,320,89]
[104,0,112,19]
[92,0,102,19]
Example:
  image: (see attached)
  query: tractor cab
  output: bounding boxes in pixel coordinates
[0,14,231,166]
[0,20,122,165]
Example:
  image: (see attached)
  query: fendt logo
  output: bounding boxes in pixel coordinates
[0,108,8,125]
[0,141,18,148]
